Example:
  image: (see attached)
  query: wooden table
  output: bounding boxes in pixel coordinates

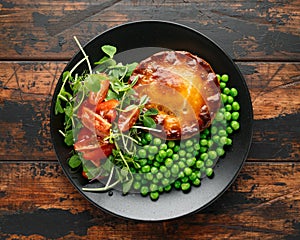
[0,0,299,239]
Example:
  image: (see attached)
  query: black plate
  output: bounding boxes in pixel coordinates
[50,20,253,221]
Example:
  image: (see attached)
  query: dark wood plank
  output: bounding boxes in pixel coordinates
[0,62,299,161]
[0,0,299,60]
[239,62,300,120]
[0,162,299,239]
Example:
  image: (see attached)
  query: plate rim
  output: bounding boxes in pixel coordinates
[50,20,253,221]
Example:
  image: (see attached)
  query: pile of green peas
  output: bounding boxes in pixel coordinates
[130,74,240,201]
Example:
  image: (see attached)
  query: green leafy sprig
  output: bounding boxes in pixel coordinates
[55,37,159,194]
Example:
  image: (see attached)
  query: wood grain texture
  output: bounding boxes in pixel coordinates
[0,0,299,60]
[0,62,299,161]
[0,0,299,239]
[0,162,299,239]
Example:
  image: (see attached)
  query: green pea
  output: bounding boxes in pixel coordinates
[179,149,186,157]
[227,95,234,104]
[135,174,142,181]
[212,135,220,144]
[231,112,239,120]
[159,165,167,173]
[166,148,173,157]
[189,172,197,181]
[150,191,159,200]
[226,126,233,134]
[144,133,153,142]
[207,140,214,147]
[216,74,221,81]
[158,186,164,193]
[138,149,147,158]
[216,147,225,156]
[230,88,238,97]
[164,185,172,192]
[221,93,228,103]
[223,87,230,95]
[139,159,148,166]
[181,176,189,183]
[194,143,201,150]
[226,138,233,145]
[151,166,159,174]
[200,153,208,161]
[208,150,217,160]
[133,181,141,190]
[203,128,210,136]
[184,167,192,176]
[141,165,150,173]
[178,171,185,179]
[181,182,191,191]
[165,158,173,168]
[158,149,167,159]
[153,161,160,167]
[193,178,201,186]
[196,160,205,169]
[164,170,171,178]
[172,153,180,161]
[167,140,176,148]
[178,160,186,169]
[231,120,240,130]
[225,104,232,112]
[160,143,168,150]
[156,172,163,180]
[221,74,229,82]
[155,154,164,163]
[140,186,149,196]
[185,139,193,148]
[186,146,194,153]
[196,171,202,179]
[161,178,170,186]
[224,112,231,121]
[152,178,159,184]
[200,139,208,146]
[199,146,208,153]
[146,172,154,181]
[232,101,240,111]
[186,158,196,167]
[171,164,180,175]
[215,112,224,121]
[206,168,214,177]
[219,129,227,136]
[148,145,158,155]
[219,136,227,146]
[174,180,181,189]
[153,138,162,146]
[220,82,226,89]
[150,183,158,192]
[143,145,150,150]
[173,145,180,153]
[205,159,214,167]
[200,133,207,139]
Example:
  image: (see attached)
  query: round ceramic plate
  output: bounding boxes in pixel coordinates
[50,20,253,221]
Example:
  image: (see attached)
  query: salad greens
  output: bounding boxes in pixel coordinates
[55,37,158,194]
